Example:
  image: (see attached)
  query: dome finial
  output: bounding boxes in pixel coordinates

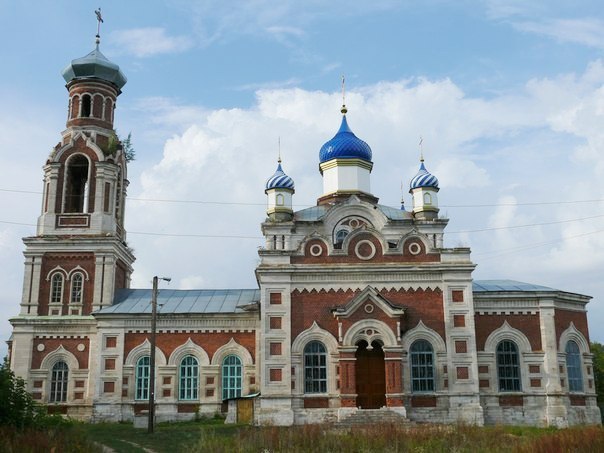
[419,136,424,162]
[94,8,104,48]
[278,136,282,164]
[340,75,348,115]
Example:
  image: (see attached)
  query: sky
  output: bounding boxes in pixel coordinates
[1,0,604,358]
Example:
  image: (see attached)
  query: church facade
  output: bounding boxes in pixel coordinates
[8,35,601,428]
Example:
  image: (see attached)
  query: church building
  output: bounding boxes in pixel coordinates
[7,30,601,428]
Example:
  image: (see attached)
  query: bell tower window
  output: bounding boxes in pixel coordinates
[50,273,64,304]
[70,272,83,304]
[64,155,89,213]
[81,94,91,118]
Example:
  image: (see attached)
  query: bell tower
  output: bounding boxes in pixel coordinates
[19,21,134,318]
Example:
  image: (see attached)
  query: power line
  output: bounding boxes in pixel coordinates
[475,228,604,260]
[2,187,604,209]
[447,213,604,235]
[129,231,261,240]
[2,211,604,239]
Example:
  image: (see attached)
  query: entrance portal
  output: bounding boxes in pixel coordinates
[355,340,386,409]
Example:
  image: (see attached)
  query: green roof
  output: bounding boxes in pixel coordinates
[62,46,127,90]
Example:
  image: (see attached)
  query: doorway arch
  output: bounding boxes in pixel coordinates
[355,339,386,409]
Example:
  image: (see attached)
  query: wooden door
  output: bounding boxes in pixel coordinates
[237,399,254,424]
[355,341,386,409]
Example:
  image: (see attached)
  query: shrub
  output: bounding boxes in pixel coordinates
[0,357,42,429]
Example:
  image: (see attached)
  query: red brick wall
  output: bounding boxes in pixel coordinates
[474,313,542,351]
[554,309,590,345]
[114,259,129,291]
[38,252,96,315]
[292,232,440,265]
[291,287,444,342]
[123,332,256,364]
[31,337,90,369]
[67,83,117,129]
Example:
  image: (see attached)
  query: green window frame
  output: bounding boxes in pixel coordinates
[135,356,150,400]
[179,355,199,400]
[222,355,242,400]
[50,361,69,402]
[410,339,435,393]
[566,340,583,392]
[304,341,327,393]
[497,340,521,392]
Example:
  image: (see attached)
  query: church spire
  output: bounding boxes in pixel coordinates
[95,8,104,47]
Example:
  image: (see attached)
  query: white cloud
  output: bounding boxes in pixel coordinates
[4,60,604,353]
[109,28,194,57]
[514,18,604,49]
[266,25,305,38]
[434,158,490,189]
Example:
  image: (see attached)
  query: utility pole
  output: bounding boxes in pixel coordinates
[148,276,171,434]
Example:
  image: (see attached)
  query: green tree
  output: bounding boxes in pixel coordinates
[122,131,135,163]
[0,357,40,428]
[591,342,604,413]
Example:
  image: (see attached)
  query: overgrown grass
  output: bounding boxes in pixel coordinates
[0,423,101,453]
[82,416,239,452]
[79,419,604,453]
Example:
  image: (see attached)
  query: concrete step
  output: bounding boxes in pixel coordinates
[336,408,409,428]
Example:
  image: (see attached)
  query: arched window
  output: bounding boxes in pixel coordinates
[566,340,583,392]
[179,355,199,400]
[276,193,284,206]
[50,361,68,403]
[334,229,349,249]
[410,339,435,392]
[50,273,64,304]
[304,341,327,393]
[81,94,91,117]
[135,356,150,400]
[423,193,432,205]
[222,355,242,400]
[70,273,83,304]
[70,95,80,120]
[64,155,89,213]
[497,340,521,392]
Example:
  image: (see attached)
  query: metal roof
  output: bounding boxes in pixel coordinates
[319,115,372,163]
[62,46,127,90]
[294,205,328,221]
[409,161,439,191]
[472,280,557,292]
[93,288,260,315]
[294,204,410,222]
[93,280,582,316]
[265,162,295,191]
[376,204,411,220]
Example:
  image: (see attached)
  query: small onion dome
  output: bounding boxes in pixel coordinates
[319,115,372,163]
[62,46,127,90]
[265,161,295,192]
[409,161,439,191]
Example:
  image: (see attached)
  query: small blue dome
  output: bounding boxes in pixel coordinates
[410,161,439,191]
[62,46,127,90]
[319,115,372,163]
[265,162,295,192]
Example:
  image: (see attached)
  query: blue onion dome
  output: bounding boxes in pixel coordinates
[265,160,295,192]
[319,115,372,163]
[409,159,439,190]
[62,45,127,90]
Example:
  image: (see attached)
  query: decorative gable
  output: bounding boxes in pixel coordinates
[331,286,405,319]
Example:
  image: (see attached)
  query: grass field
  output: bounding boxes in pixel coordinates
[77,419,604,453]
